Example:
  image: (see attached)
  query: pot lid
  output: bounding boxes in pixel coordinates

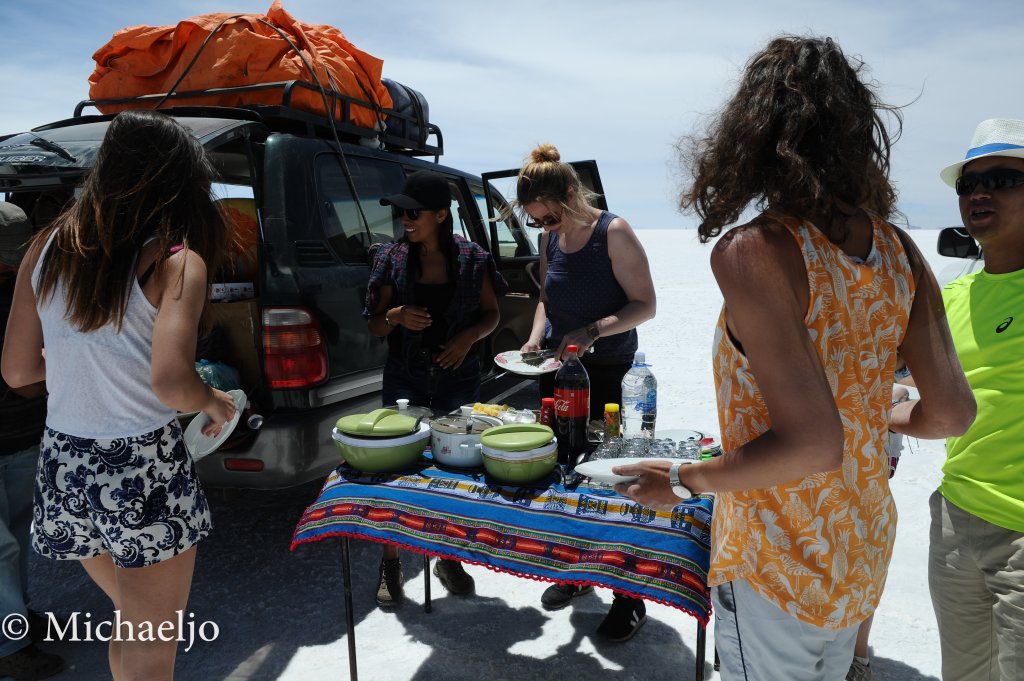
[431,414,502,435]
[335,408,420,437]
[479,423,555,452]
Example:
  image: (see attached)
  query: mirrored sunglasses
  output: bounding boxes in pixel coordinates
[955,169,1024,197]
[525,213,561,229]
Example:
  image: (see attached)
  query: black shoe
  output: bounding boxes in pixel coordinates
[541,582,594,611]
[432,559,475,596]
[375,557,404,606]
[0,643,64,680]
[596,595,647,642]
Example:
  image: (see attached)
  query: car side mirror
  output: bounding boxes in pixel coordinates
[937,227,982,260]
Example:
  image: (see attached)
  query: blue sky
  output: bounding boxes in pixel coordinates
[2,0,1022,229]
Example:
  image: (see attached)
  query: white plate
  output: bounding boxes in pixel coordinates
[493,350,562,376]
[574,456,687,485]
[183,389,246,461]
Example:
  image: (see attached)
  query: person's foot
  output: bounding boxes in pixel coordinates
[0,643,64,680]
[846,657,875,681]
[596,595,647,642]
[375,557,404,606]
[432,558,475,596]
[541,582,594,611]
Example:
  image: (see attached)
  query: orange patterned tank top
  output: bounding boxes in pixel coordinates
[709,211,915,629]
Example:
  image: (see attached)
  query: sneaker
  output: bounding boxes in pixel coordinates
[541,582,594,611]
[375,557,404,606]
[0,643,64,680]
[432,558,475,596]
[596,595,647,642]
[847,658,875,681]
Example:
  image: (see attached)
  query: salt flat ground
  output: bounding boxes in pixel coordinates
[24,229,960,680]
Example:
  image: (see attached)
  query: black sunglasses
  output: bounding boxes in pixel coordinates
[525,213,561,229]
[391,206,426,221]
[955,169,1024,196]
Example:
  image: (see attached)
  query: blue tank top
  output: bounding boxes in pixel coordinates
[544,210,638,363]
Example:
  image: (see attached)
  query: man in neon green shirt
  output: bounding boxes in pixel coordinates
[932,118,1024,681]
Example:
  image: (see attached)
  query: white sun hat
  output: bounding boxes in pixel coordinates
[940,118,1024,187]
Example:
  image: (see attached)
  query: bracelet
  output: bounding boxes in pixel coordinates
[384,311,393,327]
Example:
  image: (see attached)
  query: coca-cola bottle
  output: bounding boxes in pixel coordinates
[553,345,590,466]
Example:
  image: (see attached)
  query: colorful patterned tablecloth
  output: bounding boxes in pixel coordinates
[291,463,714,624]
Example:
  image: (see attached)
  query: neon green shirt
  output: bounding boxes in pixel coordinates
[942,268,1024,532]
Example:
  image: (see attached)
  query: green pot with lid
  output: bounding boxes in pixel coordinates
[479,423,554,453]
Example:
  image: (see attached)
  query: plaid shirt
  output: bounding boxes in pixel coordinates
[363,235,508,345]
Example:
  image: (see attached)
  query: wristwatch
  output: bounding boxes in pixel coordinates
[669,462,694,500]
[585,323,600,341]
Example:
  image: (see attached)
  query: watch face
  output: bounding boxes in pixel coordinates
[671,483,693,500]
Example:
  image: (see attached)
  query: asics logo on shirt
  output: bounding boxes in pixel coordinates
[995,317,1013,333]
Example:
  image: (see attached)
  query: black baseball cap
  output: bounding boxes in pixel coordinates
[379,170,452,210]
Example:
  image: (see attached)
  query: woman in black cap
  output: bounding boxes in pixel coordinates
[363,169,507,606]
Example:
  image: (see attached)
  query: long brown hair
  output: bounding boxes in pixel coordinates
[513,143,601,223]
[679,35,903,243]
[35,110,227,331]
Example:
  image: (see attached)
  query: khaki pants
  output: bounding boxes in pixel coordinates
[929,490,1024,681]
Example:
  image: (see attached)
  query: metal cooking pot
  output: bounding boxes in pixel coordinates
[429,414,502,468]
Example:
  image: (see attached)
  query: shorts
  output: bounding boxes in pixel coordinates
[32,421,212,568]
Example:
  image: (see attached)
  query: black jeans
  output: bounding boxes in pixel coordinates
[382,353,481,414]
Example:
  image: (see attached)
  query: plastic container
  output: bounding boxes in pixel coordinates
[553,345,590,465]
[621,351,657,442]
[603,403,621,440]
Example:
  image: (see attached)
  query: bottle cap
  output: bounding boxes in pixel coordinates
[541,397,555,406]
[566,344,579,354]
[633,350,646,364]
[604,403,620,413]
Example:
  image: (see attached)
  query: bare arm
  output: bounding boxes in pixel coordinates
[1,246,46,388]
[150,250,235,432]
[888,229,975,437]
[617,222,844,507]
[553,216,657,357]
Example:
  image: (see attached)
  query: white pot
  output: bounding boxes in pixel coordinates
[429,414,502,468]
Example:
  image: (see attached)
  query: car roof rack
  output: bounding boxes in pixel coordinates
[73,80,443,157]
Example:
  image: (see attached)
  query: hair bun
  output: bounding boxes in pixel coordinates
[530,143,561,164]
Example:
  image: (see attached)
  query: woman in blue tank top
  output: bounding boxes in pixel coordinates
[515,143,656,642]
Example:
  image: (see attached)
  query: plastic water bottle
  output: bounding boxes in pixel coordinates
[621,351,657,442]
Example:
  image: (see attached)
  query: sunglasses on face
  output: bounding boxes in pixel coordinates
[392,206,426,221]
[525,213,561,229]
[955,169,1024,197]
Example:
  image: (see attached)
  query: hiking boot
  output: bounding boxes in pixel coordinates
[541,582,594,611]
[0,643,64,680]
[432,558,475,596]
[846,658,875,681]
[375,557,404,606]
[596,595,647,642]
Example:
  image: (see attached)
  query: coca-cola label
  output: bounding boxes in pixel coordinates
[553,387,590,418]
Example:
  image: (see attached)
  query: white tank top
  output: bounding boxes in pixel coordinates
[33,233,177,438]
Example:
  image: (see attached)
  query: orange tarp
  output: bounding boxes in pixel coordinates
[88,1,392,129]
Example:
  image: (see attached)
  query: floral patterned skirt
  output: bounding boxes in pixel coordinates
[32,420,212,568]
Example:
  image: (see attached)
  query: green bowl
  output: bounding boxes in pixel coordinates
[332,424,429,473]
[481,449,558,484]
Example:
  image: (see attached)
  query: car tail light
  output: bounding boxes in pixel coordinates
[223,458,265,472]
[263,307,328,388]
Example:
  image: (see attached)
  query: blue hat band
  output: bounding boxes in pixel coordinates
[964,142,1024,160]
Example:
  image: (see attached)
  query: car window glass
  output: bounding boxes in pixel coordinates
[447,179,475,243]
[473,182,537,259]
[316,155,405,263]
